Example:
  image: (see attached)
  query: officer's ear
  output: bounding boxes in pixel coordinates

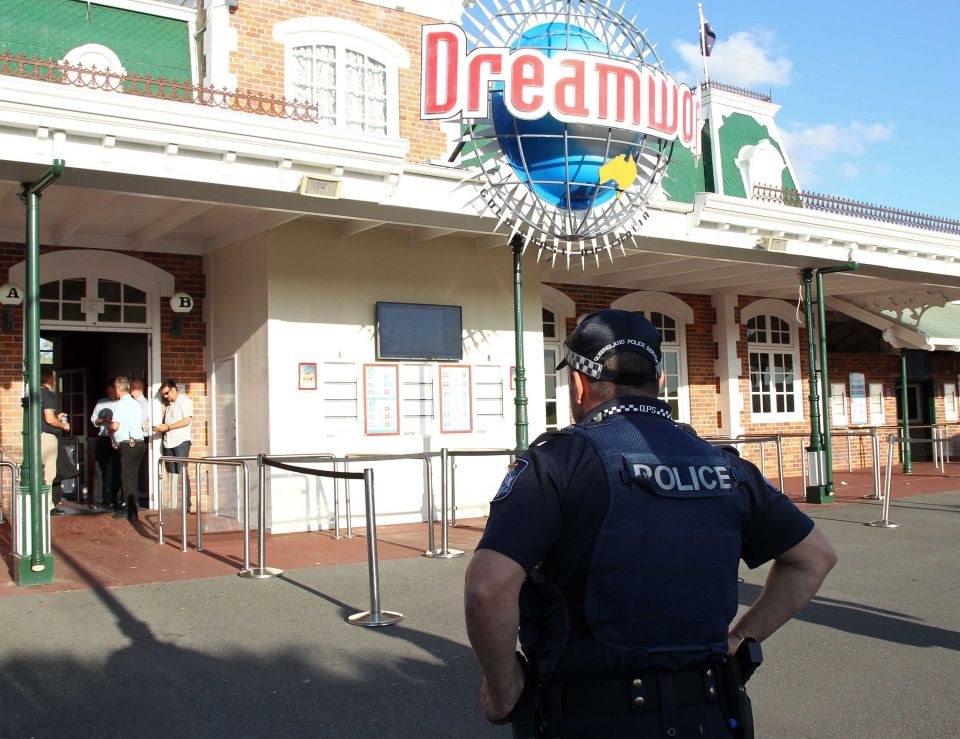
[572,370,588,405]
[658,369,666,392]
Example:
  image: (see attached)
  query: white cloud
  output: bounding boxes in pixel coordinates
[779,121,895,189]
[673,28,792,88]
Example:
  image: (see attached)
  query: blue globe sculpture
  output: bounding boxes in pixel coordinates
[491,22,644,211]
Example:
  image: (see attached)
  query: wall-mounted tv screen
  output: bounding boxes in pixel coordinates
[376,302,463,361]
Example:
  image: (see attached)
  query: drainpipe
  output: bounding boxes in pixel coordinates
[899,349,912,473]
[16,160,64,586]
[816,262,858,497]
[511,235,528,451]
[801,269,825,503]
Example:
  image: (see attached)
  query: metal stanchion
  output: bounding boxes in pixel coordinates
[0,460,18,525]
[332,461,341,540]
[846,435,853,472]
[240,461,251,573]
[344,461,354,539]
[424,456,437,556]
[775,434,785,495]
[348,468,403,627]
[867,436,900,528]
[239,454,283,579]
[450,455,458,526]
[180,470,188,552]
[800,444,808,497]
[195,465,203,552]
[425,448,463,559]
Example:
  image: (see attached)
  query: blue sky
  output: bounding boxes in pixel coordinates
[616,0,960,220]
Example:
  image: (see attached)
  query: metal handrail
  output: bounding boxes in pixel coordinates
[0,460,19,526]
[705,435,784,493]
[447,448,517,526]
[870,435,951,529]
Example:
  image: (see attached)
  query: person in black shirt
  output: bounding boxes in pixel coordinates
[39,367,70,515]
[465,310,837,737]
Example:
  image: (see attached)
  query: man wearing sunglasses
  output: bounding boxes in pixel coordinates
[153,379,194,512]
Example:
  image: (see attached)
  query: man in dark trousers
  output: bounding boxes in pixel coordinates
[464,310,837,737]
[108,376,146,521]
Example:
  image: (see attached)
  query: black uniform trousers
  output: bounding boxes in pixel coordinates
[118,441,146,515]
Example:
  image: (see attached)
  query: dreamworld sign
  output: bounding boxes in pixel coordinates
[422,24,702,153]
[418,0,703,259]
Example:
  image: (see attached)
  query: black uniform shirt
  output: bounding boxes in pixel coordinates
[40,386,62,437]
[478,398,814,633]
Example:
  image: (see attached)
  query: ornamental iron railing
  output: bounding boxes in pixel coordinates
[0,51,319,122]
[752,184,960,236]
[701,80,772,103]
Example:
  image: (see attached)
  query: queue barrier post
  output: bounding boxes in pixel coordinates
[0,460,19,525]
[239,454,283,579]
[347,467,403,627]
[424,456,437,556]
[425,448,463,559]
[775,434,785,496]
[867,436,900,528]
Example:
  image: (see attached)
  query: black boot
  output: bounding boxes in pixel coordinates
[126,495,139,521]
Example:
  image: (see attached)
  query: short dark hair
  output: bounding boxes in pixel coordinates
[161,379,178,391]
[581,351,660,402]
[41,367,55,384]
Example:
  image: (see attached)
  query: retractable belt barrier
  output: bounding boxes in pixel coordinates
[260,456,402,626]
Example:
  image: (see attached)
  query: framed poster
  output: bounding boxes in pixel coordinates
[849,372,868,425]
[298,363,317,390]
[439,364,473,433]
[363,363,400,435]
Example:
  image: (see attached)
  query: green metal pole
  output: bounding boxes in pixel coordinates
[16,160,64,586]
[802,269,825,503]
[900,349,912,473]
[511,235,528,451]
[815,262,859,497]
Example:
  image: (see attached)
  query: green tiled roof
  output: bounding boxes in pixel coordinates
[2,0,192,82]
[661,126,711,204]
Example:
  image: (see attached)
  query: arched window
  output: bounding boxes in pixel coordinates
[741,300,804,422]
[541,286,575,431]
[611,292,693,422]
[274,18,408,137]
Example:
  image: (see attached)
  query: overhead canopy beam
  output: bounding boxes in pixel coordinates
[133,201,217,250]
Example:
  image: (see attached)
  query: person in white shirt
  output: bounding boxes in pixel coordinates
[108,377,146,521]
[130,378,152,496]
[90,381,119,510]
[153,379,194,512]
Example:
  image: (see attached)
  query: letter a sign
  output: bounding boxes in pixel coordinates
[0,283,24,306]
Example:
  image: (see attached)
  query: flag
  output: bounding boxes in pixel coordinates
[701,20,716,56]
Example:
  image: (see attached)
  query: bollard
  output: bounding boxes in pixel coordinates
[180,469,189,552]
[867,436,900,528]
[425,449,463,559]
[863,429,882,500]
[239,455,283,579]
[348,468,403,627]
[424,456,437,556]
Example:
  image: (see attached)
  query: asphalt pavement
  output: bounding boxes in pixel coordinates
[1,490,958,738]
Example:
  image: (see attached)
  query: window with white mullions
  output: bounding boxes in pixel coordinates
[345,50,387,134]
[292,44,336,126]
[742,301,804,422]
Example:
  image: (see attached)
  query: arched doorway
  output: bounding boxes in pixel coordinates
[10,250,175,508]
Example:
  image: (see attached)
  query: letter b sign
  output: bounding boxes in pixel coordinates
[169,292,194,314]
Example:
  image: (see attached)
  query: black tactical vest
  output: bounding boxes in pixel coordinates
[568,400,743,659]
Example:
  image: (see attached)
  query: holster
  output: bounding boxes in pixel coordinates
[716,653,755,738]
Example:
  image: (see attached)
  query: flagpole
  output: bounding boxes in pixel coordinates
[698,2,710,84]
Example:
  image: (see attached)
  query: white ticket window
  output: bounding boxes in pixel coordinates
[323,361,359,424]
[869,383,885,424]
[400,363,435,435]
[829,382,848,427]
[474,364,504,432]
[945,383,959,422]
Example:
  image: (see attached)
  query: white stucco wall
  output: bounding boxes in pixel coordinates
[257,221,546,532]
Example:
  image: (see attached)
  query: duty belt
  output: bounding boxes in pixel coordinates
[548,665,720,718]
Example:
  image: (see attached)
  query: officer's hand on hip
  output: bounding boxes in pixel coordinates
[479,659,525,724]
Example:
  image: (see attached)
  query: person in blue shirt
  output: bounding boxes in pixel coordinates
[108,376,146,521]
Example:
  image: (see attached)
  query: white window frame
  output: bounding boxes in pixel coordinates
[829,382,848,427]
[273,17,408,137]
[945,382,959,423]
[611,292,693,423]
[541,285,575,432]
[869,382,885,425]
[741,299,804,423]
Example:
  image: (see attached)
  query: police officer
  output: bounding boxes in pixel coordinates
[464,309,837,737]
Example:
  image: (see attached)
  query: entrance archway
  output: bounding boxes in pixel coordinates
[10,250,175,508]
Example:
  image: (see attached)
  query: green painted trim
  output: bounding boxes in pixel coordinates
[717,112,797,198]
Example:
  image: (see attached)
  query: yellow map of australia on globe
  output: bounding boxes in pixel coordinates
[598,154,638,198]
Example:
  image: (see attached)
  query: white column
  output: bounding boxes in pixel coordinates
[203,0,238,90]
[712,293,744,437]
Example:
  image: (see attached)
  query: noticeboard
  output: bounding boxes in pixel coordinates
[363,363,400,435]
[439,364,472,433]
[849,372,868,425]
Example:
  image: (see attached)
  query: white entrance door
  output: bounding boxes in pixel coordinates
[213,357,240,520]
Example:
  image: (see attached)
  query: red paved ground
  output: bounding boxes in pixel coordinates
[2,462,956,596]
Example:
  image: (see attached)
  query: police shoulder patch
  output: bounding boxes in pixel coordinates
[492,458,529,502]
